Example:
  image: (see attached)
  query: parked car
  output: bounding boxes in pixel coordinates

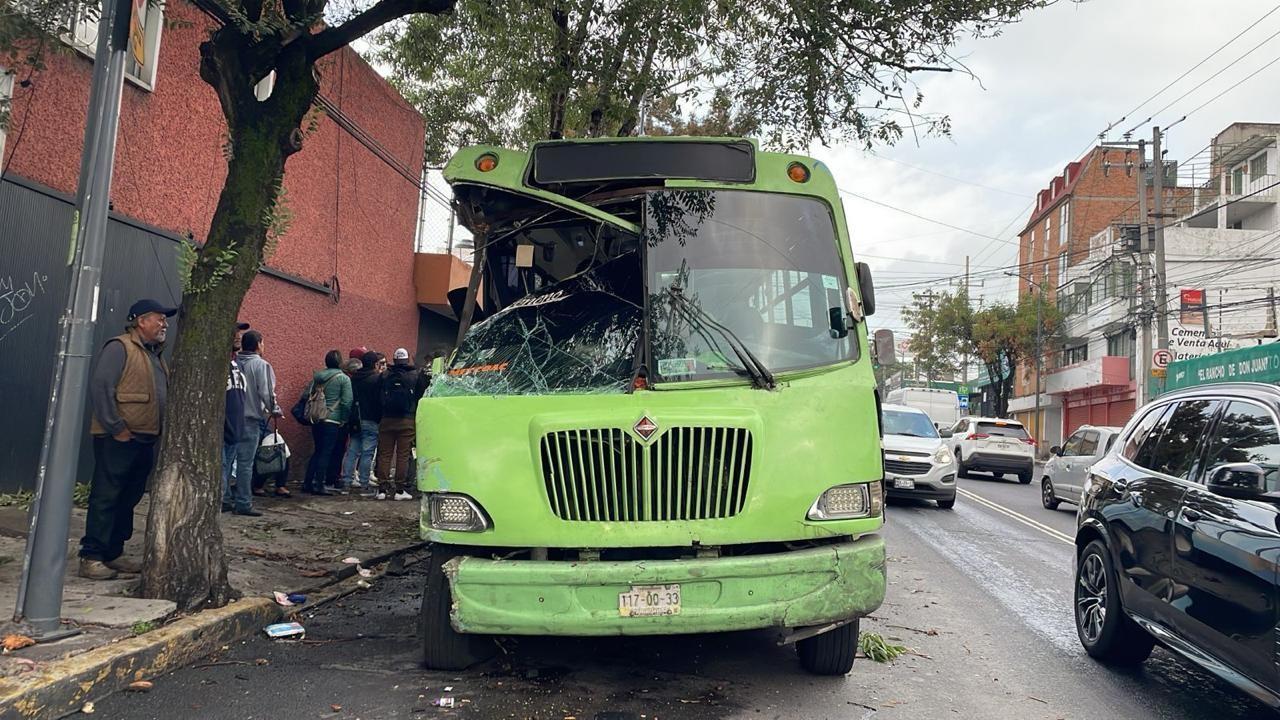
[1074,382,1280,709]
[885,387,961,430]
[881,404,957,509]
[1040,425,1122,509]
[949,416,1036,483]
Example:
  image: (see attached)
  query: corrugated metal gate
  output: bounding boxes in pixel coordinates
[0,175,183,492]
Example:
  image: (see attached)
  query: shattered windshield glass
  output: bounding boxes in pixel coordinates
[646,190,856,383]
[430,253,643,397]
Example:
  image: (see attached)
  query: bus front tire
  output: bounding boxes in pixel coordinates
[420,546,495,671]
[797,618,859,675]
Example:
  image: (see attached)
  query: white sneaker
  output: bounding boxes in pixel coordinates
[374,492,387,500]
[394,491,412,501]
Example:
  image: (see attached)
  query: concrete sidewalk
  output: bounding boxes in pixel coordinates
[0,489,422,717]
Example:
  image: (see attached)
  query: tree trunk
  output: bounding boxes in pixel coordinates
[140,34,317,610]
[616,28,659,136]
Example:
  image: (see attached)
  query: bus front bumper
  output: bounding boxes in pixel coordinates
[442,535,886,636]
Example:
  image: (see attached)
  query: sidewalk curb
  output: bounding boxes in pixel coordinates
[0,541,429,720]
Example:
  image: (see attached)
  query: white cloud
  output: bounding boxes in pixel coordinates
[819,0,1280,339]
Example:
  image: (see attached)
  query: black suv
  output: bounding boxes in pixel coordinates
[1074,382,1280,708]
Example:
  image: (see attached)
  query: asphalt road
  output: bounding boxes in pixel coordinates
[97,476,1276,720]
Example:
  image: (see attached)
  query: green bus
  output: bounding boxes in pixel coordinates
[416,137,886,675]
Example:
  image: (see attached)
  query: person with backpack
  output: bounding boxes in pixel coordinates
[237,330,284,504]
[301,349,353,496]
[375,348,428,500]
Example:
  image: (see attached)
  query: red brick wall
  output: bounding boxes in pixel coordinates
[3,0,424,461]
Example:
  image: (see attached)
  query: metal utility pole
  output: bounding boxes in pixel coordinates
[15,0,131,636]
[1152,127,1171,358]
[1033,268,1045,450]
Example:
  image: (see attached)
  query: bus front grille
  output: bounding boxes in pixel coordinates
[539,427,753,522]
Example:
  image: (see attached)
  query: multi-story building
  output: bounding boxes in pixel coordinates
[1042,122,1280,440]
[0,0,432,489]
[1008,146,1143,449]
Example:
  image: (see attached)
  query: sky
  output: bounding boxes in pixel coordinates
[817,0,1280,344]
[403,0,1280,339]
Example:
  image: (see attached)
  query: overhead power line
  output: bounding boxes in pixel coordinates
[838,189,1019,247]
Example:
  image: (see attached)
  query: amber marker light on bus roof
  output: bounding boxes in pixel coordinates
[475,153,499,172]
[787,162,810,183]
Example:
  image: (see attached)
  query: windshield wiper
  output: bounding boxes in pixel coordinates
[665,285,776,390]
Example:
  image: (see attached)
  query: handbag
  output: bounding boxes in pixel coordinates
[255,421,289,479]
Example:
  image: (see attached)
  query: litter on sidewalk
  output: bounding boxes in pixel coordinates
[263,622,306,639]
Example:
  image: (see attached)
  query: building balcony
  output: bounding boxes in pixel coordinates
[1046,356,1130,395]
[1184,174,1277,229]
[1086,298,1130,334]
[413,252,477,318]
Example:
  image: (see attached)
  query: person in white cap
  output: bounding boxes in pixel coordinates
[375,348,428,500]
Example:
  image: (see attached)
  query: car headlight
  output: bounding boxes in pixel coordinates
[807,482,882,520]
[934,447,953,464]
[423,493,492,532]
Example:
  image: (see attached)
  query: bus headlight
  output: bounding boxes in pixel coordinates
[807,482,882,520]
[424,493,492,532]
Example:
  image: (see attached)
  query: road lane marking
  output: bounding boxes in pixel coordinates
[956,488,1075,546]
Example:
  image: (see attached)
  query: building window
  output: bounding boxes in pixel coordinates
[1062,344,1089,366]
[1059,202,1070,247]
[1106,330,1134,358]
[1230,165,1245,195]
[60,0,164,90]
[1250,152,1268,182]
[0,67,12,163]
[1057,251,1067,282]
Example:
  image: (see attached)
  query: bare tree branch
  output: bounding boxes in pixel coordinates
[309,0,455,61]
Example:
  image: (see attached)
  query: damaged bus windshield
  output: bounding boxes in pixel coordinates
[435,187,855,396]
[647,190,854,382]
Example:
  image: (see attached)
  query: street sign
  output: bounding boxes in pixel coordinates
[1151,368,1167,379]
[1152,349,1173,369]
[958,396,969,409]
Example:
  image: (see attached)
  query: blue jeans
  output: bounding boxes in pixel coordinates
[341,419,379,487]
[221,440,238,509]
[229,419,266,511]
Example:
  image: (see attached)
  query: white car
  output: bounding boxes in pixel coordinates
[949,416,1036,484]
[881,404,957,509]
[1040,425,1123,510]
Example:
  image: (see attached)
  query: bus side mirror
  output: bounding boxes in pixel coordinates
[828,307,849,338]
[856,262,876,316]
[874,334,895,366]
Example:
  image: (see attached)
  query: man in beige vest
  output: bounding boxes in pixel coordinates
[79,299,175,580]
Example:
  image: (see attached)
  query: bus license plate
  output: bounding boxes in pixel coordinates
[893,478,915,489]
[619,584,681,617]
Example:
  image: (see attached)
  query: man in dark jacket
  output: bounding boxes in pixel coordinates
[80,299,175,580]
[221,322,249,513]
[375,348,428,500]
[341,351,383,493]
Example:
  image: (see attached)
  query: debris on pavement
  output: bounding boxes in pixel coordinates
[1,634,35,652]
[342,557,362,565]
[126,680,154,692]
[357,566,373,578]
[263,622,306,639]
[434,697,455,708]
[355,580,372,589]
[859,632,909,663]
[80,701,95,714]
[288,593,306,604]
[273,591,296,606]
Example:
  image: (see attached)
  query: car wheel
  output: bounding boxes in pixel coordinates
[1017,470,1032,484]
[1041,478,1060,509]
[420,545,495,670]
[797,618,859,675]
[1075,540,1155,665]
[955,451,968,478]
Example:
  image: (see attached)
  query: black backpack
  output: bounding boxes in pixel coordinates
[382,370,416,416]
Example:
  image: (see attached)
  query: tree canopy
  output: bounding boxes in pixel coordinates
[378,0,1046,163]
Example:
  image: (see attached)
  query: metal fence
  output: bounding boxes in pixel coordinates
[0,175,183,492]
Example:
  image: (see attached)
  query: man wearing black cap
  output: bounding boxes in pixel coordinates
[80,299,175,580]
